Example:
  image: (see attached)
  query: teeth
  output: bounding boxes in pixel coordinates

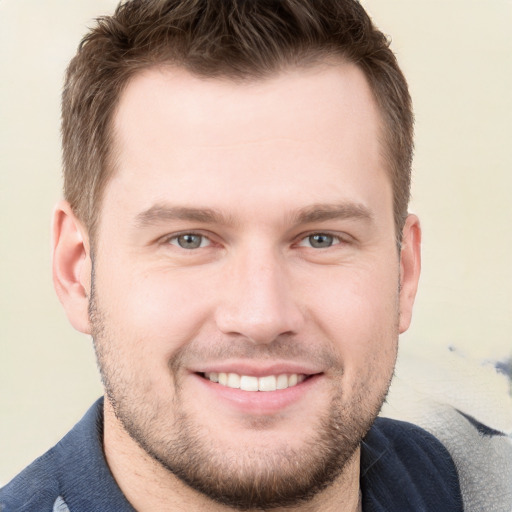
[258,375,276,391]
[276,374,288,389]
[240,375,259,391]
[204,372,306,391]
[227,373,241,388]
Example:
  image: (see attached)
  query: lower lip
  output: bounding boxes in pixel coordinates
[192,373,322,415]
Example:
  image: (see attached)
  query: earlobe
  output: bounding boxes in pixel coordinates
[52,201,92,334]
[398,214,421,334]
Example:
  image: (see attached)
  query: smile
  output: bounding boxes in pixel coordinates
[203,372,307,392]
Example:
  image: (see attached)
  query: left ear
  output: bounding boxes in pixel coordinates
[52,201,92,335]
[398,214,421,333]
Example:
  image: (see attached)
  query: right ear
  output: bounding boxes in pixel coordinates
[52,201,92,334]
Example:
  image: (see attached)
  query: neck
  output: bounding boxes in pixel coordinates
[103,398,362,512]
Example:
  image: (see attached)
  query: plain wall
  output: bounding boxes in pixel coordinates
[1,0,511,483]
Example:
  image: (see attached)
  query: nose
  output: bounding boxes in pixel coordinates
[215,247,305,345]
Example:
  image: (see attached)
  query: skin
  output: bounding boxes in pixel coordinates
[52,61,421,511]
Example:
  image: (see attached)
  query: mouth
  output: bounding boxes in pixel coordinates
[200,372,309,392]
[193,368,323,414]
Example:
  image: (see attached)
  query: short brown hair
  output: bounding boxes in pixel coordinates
[62,0,413,241]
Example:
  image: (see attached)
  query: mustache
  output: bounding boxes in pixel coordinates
[169,334,342,373]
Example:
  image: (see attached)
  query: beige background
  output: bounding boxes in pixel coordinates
[1,0,511,484]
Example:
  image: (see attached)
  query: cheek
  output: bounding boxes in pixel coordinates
[96,266,217,362]
[304,262,399,365]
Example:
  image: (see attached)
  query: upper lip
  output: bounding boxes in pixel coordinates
[190,361,323,377]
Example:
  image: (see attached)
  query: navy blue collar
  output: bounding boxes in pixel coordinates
[1,398,463,511]
[52,398,135,511]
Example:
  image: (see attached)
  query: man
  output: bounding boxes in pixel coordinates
[0,1,463,510]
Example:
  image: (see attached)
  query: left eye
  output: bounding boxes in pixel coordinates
[299,233,340,249]
[168,234,210,249]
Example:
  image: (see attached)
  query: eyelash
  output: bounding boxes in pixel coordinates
[163,231,347,251]
[165,232,213,250]
[297,232,344,249]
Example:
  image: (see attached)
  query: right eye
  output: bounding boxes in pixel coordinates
[168,233,211,250]
[298,233,342,249]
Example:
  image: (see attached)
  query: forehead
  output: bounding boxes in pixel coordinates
[112,61,382,155]
[102,62,388,228]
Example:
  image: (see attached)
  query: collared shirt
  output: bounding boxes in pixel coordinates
[0,398,463,511]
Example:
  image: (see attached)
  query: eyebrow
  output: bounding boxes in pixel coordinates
[134,202,373,229]
[134,204,235,228]
[292,203,374,225]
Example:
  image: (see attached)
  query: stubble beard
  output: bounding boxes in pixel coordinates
[89,280,397,510]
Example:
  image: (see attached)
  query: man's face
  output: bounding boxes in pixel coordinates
[88,62,415,508]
